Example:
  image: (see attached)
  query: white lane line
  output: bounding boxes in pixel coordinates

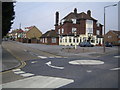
[38,56,47,59]
[20,73,35,77]
[12,69,21,72]
[14,71,25,74]
[110,67,120,71]
[2,76,74,88]
[46,61,64,70]
[114,56,120,58]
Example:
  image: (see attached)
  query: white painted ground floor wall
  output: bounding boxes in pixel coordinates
[59,34,103,46]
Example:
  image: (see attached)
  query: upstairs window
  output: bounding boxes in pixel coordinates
[72,27,77,33]
[62,28,64,33]
[96,30,100,35]
[58,29,60,34]
[72,19,76,24]
[97,23,100,27]
[108,36,112,38]
[61,19,65,24]
[118,35,120,38]
[86,20,93,34]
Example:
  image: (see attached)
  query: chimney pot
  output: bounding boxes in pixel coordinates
[74,8,77,14]
[87,10,91,17]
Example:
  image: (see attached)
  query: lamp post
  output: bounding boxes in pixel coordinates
[74,31,77,49]
[103,4,117,53]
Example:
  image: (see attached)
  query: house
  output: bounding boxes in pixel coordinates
[10,26,42,43]
[104,30,120,46]
[55,8,103,46]
[9,29,24,41]
[24,26,42,40]
[40,30,59,45]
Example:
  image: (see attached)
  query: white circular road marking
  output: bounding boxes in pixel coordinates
[69,60,104,65]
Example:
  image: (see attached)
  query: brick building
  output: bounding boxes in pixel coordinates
[9,29,24,41]
[55,8,103,46]
[40,30,59,45]
[104,30,120,46]
[24,26,42,40]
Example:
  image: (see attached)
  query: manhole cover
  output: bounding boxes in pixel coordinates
[69,60,104,65]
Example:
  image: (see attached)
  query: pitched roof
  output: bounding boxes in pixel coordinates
[17,29,24,33]
[25,26,35,30]
[11,29,24,33]
[25,26,42,34]
[111,30,120,36]
[41,30,58,38]
[62,11,97,21]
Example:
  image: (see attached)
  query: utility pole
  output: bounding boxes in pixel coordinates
[19,23,21,29]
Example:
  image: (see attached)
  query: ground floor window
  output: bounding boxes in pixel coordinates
[65,39,67,43]
[60,38,62,43]
[83,37,87,42]
[69,38,71,43]
[118,40,120,43]
[73,38,75,42]
[52,38,56,43]
[45,38,47,43]
[43,38,44,43]
[91,37,95,43]
[77,38,79,43]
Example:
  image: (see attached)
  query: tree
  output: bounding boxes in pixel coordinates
[2,2,15,38]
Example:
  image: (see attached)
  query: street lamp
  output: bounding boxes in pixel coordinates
[74,31,77,49]
[103,4,117,53]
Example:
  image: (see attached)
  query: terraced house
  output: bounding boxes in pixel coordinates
[55,8,103,46]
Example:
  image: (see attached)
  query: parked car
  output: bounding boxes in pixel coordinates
[105,42,113,47]
[79,42,94,47]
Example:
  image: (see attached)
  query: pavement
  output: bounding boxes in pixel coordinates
[21,42,118,58]
[1,45,21,72]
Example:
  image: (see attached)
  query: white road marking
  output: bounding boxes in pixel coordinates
[24,49,27,52]
[114,56,120,58]
[86,70,92,73]
[55,56,62,58]
[2,76,74,88]
[69,60,104,65]
[46,61,64,70]
[12,69,21,72]
[38,56,47,59]
[31,61,38,63]
[49,57,55,58]
[14,71,25,74]
[110,67,120,71]
[20,73,35,77]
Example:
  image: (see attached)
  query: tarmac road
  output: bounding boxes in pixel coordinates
[1,41,119,88]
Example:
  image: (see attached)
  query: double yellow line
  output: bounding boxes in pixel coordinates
[0,48,26,74]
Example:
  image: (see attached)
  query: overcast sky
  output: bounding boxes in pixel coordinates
[11,1,118,34]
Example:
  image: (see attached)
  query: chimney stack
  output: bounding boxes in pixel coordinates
[55,11,59,26]
[74,8,77,14]
[87,10,91,17]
